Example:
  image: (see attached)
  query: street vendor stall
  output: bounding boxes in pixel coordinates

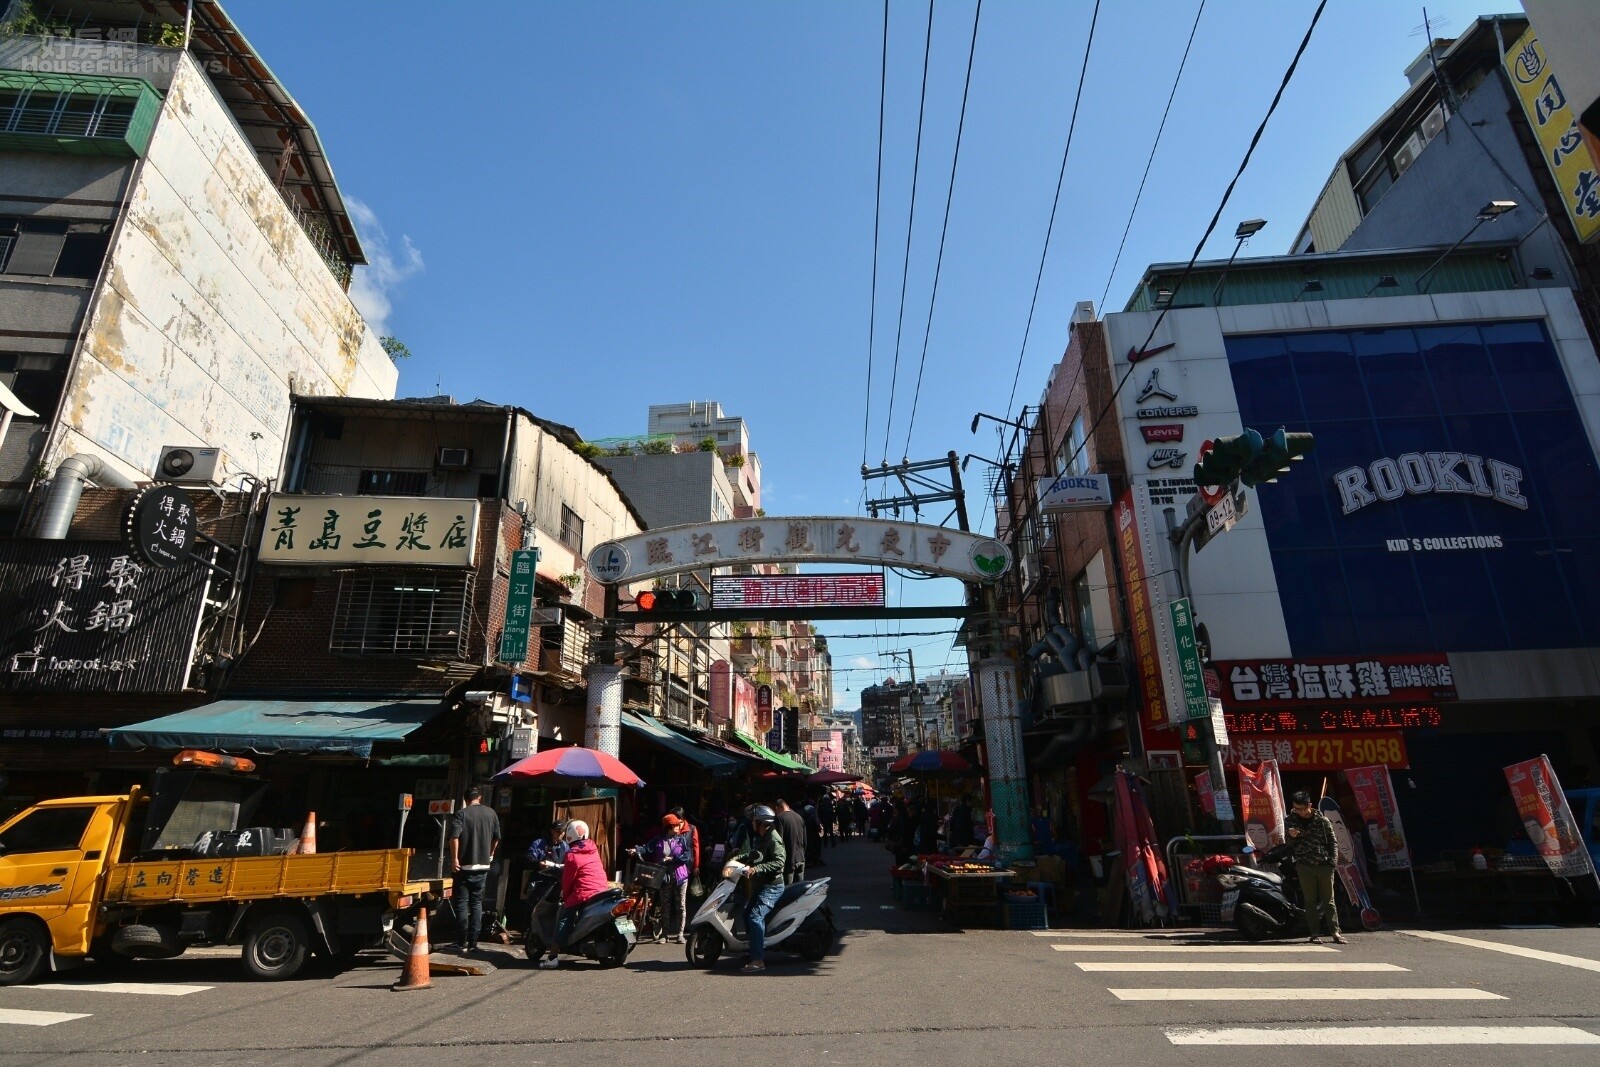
[901,855,1020,926]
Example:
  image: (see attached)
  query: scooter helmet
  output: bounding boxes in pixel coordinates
[749,804,777,826]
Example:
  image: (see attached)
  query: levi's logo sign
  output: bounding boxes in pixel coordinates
[1141,424,1184,443]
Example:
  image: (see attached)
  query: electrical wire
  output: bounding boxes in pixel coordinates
[861,0,890,474]
[1001,0,1102,425]
[1051,0,1328,481]
[881,0,936,464]
[901,0,982,460]
[1096,0,1206,315]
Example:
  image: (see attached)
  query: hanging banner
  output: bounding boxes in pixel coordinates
[1345,765,1413,872]
[1238,759,1286,853]
[1503,755,1595,879]
[1113,768,1178,926]
[1113,490,1167,727]
[1195,769,1215,817]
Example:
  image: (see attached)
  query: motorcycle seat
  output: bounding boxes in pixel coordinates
[774,879,824,910]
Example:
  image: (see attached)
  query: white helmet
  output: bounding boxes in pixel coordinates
[565,819,589,842]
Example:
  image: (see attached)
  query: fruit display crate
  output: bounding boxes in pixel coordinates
[1002,899,1049,930]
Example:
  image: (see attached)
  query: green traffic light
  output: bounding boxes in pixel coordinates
[1194,428,1263,488]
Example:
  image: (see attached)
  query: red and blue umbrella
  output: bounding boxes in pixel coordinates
[889,750,976,777]
[494,745,645,788]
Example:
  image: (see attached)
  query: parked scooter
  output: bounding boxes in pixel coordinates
[684,858,835,967]
[1215,842,1308,941]
[523,861,637,967]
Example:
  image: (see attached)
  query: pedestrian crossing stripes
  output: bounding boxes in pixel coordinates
[1112,986,1504,1001]
[1030,930,1214,939]
[1075,961,1407,972]
[34,982,212,996]
[1401,929,1600,974]
[0,1008,90,1027]
[1166,1025,1600,1046]
[1051,943,1337,953]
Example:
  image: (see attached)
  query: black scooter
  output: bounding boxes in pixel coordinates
[1216,842,1308,941]
[523,861,637,967]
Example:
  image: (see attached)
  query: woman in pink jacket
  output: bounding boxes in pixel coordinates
[538,820,609,969]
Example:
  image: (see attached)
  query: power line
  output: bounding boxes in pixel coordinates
[881,0,936,463]
[1096,0,1206,315]
[901,0,982,459]
[1052,0,1328,482]
[861,0,890,473]
[1001,0,1102,424]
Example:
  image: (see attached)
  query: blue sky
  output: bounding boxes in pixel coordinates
[233,0,1505,706]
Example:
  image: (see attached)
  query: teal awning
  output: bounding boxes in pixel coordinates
[106,698,448,758]
[622,712,743,778]
[733,729,812,772]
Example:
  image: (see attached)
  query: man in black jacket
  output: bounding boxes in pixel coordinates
[773,797,808,884]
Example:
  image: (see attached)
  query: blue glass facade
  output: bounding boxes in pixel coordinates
[1225,320,1600,656]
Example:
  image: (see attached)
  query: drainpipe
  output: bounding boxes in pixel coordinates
[36,454,136,540]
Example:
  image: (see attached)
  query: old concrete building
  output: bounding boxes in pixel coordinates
[0,1,396,532]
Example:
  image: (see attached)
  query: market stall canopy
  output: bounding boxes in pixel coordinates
[495,745,645,788]
[807,769,863,785]
[732,729,812,773]
[889,750,978,778]
[107,698,447,758]
[622,712,743,778]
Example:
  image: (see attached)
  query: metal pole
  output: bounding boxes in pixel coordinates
[1164,508,1236,834]
[1414,217,1488,293]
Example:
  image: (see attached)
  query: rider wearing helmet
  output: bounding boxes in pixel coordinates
[538,819,608,969]
[526,819,570,865]
[730,804,786,973]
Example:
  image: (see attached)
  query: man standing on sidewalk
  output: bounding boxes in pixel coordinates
[447,786,501,952]
[773,797,807,884]
[1286,791,1347,945]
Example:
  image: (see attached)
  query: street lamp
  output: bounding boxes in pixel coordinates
[1294,279,1324,301]
[970,411,1033,435]
[1415,200,1517,293]
[1211,218,1267,304]
[1366,274,1399,296]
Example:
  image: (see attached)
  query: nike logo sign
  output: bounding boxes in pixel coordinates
[1128,342,1176,364]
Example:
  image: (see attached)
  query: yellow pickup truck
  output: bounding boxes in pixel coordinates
[0,762,449,984]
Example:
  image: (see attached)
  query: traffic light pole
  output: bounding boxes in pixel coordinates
[1163,507,1237,835]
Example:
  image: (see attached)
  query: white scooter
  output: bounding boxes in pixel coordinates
[684,859,835,967]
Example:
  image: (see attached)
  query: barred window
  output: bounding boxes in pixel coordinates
[330,571,473,657]
[559,505,584,553]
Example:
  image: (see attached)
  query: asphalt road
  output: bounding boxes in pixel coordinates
[5,840,1600,1066]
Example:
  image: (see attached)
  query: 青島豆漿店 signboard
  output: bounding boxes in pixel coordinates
[0,541,211,693]
[586,517,1009,585]
[259,496,481,567]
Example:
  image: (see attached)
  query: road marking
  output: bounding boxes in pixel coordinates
[839,906,862,910]
[1166,1025,1600,1046]
[1076,961,1407,972]
[1401,930,1600,973]
[1052,943,1337,953]
[0,1009,90,1027]
[878,905,895,910]
[1114,987,1504,1001]
[44,982,212,996]
[1031,930,1218,939]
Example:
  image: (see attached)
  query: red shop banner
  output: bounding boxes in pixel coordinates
[1504,755,1596,880]
[1215,654,1456,709]
[1345,764,1412,872]
[1228,732,1409,771]
[1113,490,1167,728]
[1226,704,1442,735]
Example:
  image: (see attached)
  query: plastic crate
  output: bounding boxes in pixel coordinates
[1003,900,1049,930]
[901,883,933,910]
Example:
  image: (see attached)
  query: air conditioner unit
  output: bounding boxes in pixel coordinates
[155,445,224,486]
[1093,660,1130,700]
[435,447,473,469]
[1420,102,1447,142]
[1392,132,1426,176]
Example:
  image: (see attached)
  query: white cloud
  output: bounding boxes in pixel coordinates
[849,656,876,670]
[346,198,423,336]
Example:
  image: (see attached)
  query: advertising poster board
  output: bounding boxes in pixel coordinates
[1237,759,1286,853]
[1345,765,1412,872]
[1503,755,1595,879]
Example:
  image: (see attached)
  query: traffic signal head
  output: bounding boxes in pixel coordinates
[634,589,699,612]
[1193,429,1262,488]
[1243,428,1315,486]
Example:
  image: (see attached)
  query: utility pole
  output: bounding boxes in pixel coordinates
[885,649,922,750]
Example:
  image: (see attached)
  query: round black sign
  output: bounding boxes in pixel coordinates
[124,484,197,569]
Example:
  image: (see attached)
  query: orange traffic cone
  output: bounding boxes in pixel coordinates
[392,906,432,991]
[296,811,317,855]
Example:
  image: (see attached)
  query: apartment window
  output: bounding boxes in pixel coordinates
[330,571,473,657]
[559,505,584,553]
[358,470,429,496]
[0,89,134,139]
[0,217,111,279]
[1055,413,1090,477]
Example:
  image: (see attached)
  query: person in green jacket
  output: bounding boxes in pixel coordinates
[1286,791,1348,944]
[731,804,786,972]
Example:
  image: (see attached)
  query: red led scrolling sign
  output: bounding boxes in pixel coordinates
[711,573,886,609]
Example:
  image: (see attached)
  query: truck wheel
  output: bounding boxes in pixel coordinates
[243,912,310,981]
[0,918,48,986]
